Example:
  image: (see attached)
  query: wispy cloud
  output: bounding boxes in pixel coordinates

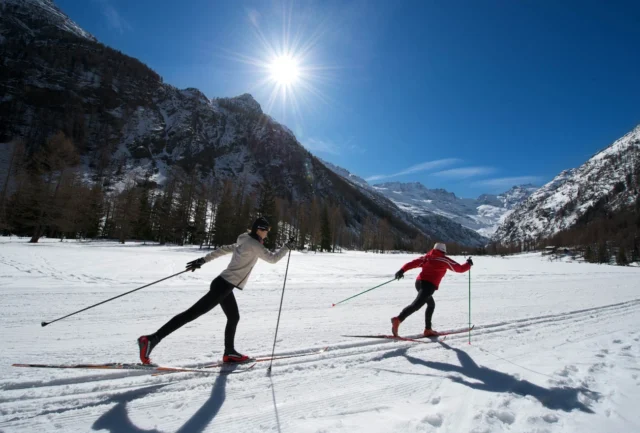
[95,0,131,34]
[303,138,341,155]
[432,167,496,178]
[474,176,543,189]
[366,158,460,182]
[245,7,260,28]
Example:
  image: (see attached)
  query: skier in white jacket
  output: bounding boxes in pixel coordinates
[138,216,292,365]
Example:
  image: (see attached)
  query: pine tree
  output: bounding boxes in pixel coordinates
[597,242,609,264]
[632,238,640,263]
[0,139,26,232]
[296,202,308,250]
[377,218,392,253]
[154,177,176,245]
[616,246,628,266]
[82,184,104,238]
[233,178,253,237]
[134,181,155,243]
[583,245,595,263]
[191,192,207,246]
[213,181,235,246]
[361,216,377,252]
[51,173,85,239]
[113,183,141,244]
[320,205,332,252]
[329,205,344,252]
[307,198,322,251]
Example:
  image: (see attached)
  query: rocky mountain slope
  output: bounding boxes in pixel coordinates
[1,0,465,246]
[492,125,640,244]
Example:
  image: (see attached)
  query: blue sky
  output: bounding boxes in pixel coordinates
[58,0,640,197]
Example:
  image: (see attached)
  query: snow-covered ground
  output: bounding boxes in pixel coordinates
[1,238,639,433]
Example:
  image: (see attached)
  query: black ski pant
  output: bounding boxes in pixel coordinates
[397,280,437,329]
[155,276,240,351]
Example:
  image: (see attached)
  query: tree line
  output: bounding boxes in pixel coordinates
[0,133,458,254]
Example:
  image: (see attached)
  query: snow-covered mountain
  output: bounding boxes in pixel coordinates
[493,125,640,244]
[320,162,491,246]
[372,182,538,238]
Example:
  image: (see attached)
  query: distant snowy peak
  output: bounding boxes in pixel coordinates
[493,124,640,244]
[370,181,536,238]
[1,0,96,41]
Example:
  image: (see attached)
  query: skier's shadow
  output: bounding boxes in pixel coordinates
[391,342,600,413]
[92,371,229,433]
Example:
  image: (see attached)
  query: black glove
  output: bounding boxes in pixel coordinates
[285,236,296,250]
[466,257,473,266]
[186,257,206,272]
[395,269,404,280]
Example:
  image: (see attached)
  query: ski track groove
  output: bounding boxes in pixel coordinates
[1,297,639,431]
[4,297,639,393]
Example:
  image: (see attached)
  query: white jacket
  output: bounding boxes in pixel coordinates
[204,232,289,289]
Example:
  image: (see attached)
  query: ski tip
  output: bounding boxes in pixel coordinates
[41,321,48,327]
[331,304,335,307]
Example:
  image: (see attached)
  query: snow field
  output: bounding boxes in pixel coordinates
[1,238,639,432]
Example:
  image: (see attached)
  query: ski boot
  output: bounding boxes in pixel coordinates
[391,317,401,337]
[423,328,440,337]
[223,349,252,363]
[137,334,159,365]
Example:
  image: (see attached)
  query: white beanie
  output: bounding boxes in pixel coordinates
[433,242,447,253]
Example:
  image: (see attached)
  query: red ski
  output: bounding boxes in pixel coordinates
[343,325,474,342]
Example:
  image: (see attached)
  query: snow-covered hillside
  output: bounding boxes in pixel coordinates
[494,125,640,244]
[2,238,640,432]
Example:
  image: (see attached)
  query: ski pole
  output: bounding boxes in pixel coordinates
[41,270,189,327]
[331,278,396,307]
[267,249,292,375]
[468,263,471,345]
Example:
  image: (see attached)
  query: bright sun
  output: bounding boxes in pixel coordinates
[268,55,300,86]
[228,5,330,120]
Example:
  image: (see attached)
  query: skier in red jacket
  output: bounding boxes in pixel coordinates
[391,242,472,337]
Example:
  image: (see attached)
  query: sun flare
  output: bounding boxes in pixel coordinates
[224,3,334,122]
[268,55,300,86]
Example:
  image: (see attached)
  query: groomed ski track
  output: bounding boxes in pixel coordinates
[2,298,640,432]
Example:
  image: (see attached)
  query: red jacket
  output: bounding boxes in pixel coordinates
[401,249,470,288]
